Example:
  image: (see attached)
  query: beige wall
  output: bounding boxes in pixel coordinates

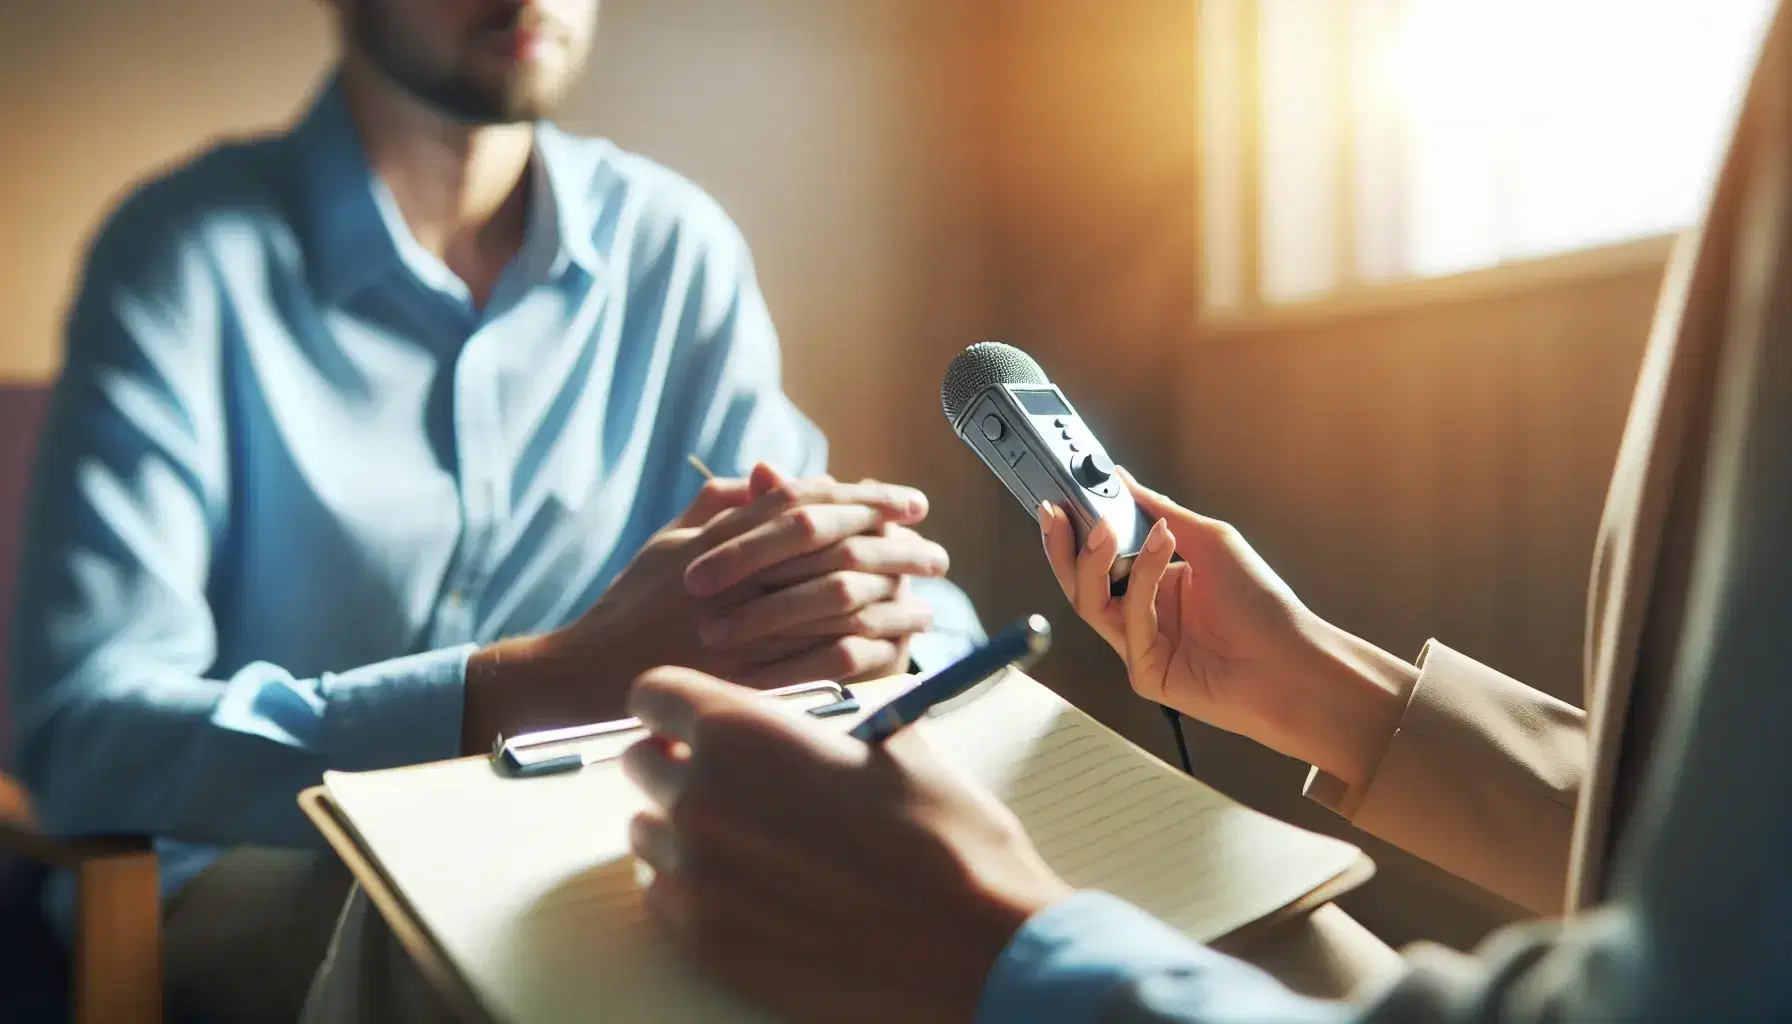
[569,0,952,482]
[0,1,332,384]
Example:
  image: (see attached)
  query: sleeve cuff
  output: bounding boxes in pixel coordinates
[977,891,1208,1023]
[1302,765,1365,817]
[907,577,987,673]
[908,631,978,673]
[320,644,477,772]
[1301,640,1583,913]
[1301,640,1436,821]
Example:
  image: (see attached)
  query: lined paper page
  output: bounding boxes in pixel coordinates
[915,675,1361,941]
[323,673,1361,1024]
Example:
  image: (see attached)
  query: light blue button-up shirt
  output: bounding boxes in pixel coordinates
[10,74,983,917]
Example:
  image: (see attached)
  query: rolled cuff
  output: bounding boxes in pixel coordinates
[907,576,987,672]
[1302,765,1364,817]
[320,644,477,773]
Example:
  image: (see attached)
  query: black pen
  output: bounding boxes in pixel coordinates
[849,615,1053,745]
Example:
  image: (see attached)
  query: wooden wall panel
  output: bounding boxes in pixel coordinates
[1171,263,1663,947]
[0,387,51,769]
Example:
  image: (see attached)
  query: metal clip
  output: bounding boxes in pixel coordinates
[491,680,857,777]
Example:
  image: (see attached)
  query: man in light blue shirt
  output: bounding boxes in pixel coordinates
[10,0,980,1016]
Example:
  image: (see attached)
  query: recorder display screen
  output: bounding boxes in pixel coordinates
[1014,389,1071,416]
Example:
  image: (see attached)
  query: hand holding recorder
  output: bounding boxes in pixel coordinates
[1038,473,1414,789]
[941,341,1412,788]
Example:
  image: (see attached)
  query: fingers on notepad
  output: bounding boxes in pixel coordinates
[628,668,714,744]
[626,667,817,802]
[621,737,690,807]
[628,810,680,874]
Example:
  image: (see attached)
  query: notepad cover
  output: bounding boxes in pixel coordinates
[311,672,1367,1023]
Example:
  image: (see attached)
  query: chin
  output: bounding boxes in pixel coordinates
[437,84,559,126]
[467,69,571,123]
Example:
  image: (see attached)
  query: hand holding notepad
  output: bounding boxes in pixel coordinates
[305,664,1369,1023]
[618,648,1074,1023]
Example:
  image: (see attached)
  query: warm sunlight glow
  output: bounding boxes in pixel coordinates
[1387,0,1771,277]
[1202,0,1777,306]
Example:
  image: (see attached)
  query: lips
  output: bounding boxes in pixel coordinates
[480,27,559,61]
[477,9,564,61]
[506,27,552,59]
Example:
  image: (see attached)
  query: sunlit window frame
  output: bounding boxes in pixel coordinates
[1194,0,1689,329]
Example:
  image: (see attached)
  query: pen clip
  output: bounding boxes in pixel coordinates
[923,665,1012,719]
[491,680,855,777]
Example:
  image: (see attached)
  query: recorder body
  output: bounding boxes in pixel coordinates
[949,377,1151,587]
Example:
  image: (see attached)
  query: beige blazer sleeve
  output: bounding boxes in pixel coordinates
[1301,642,1586,914]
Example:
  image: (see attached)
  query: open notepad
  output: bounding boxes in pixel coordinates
[303,671,1369,1024]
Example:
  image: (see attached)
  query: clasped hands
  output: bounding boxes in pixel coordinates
[463,463,949,745]
[673,463,946,686]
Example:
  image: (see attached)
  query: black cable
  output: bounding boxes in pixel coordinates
[1161,704,1193,775]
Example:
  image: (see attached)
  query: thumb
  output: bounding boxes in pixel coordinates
[674,477,754,529]
[628,666,841,764]
[748,463,840,498]
[629,665,788,744]
[747,462,788,499]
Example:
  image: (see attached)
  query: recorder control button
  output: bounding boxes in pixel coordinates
[1073,452,1115,488]
[1053,417,1068,427]
[980,414,1006,441]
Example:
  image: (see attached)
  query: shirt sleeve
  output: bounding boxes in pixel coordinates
[905,576,986,671]
[10,198,471,847]
[674,207,828,487]
[977,892,1350,1024]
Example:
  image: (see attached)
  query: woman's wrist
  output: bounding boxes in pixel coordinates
[1293,617,1417,787]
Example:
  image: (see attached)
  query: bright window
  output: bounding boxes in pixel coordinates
[1199,0,1775,309]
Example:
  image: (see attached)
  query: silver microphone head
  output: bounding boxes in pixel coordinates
[941,342,1050,427]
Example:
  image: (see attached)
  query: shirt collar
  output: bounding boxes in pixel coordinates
[285,74,399,302]
[284,72,605,303]
[531,122,606,277]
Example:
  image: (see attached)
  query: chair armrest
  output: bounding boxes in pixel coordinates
[0,818,152,868]
[0,808,161,1024]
